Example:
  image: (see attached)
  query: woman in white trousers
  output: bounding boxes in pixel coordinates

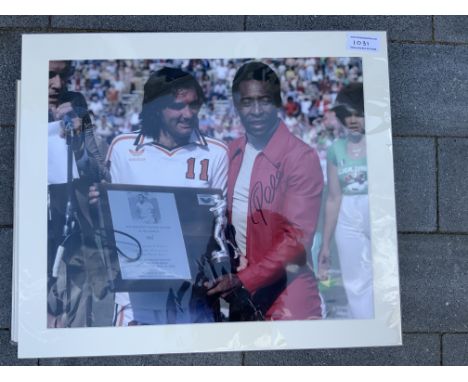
[318,83,373,319]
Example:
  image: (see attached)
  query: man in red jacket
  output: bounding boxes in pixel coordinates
[206,61,324,320]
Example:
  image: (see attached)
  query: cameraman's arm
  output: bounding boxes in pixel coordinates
[77,128,111,183]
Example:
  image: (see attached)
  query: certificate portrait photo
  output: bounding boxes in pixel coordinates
[45,55,373,329]
[130,193,161,225]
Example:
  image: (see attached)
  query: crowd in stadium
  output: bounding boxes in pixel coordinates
[68,58,363,177]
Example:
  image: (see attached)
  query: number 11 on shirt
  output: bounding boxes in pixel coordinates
[186,158,209,181]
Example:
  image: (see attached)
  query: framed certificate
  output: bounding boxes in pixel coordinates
[98,184,222,292]
[13,31,401,358]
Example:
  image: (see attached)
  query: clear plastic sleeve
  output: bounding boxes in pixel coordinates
[14,31,401,358]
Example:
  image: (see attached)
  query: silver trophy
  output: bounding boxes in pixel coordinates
[209,195,230,268]
[207,195,262,320]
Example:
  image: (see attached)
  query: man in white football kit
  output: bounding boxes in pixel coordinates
[102,67,227,325]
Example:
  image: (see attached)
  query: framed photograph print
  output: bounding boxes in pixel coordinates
[13,31,401,358]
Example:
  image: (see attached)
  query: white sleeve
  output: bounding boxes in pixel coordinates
[48,121,80,184]
[210,149,228,199]
[107,142,121,184]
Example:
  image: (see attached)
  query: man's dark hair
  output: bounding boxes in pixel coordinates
[232,61,282,107]
[140,67,205,139]
[49,60,74,80]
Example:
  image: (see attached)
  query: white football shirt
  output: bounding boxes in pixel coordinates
[106,131,227,195]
